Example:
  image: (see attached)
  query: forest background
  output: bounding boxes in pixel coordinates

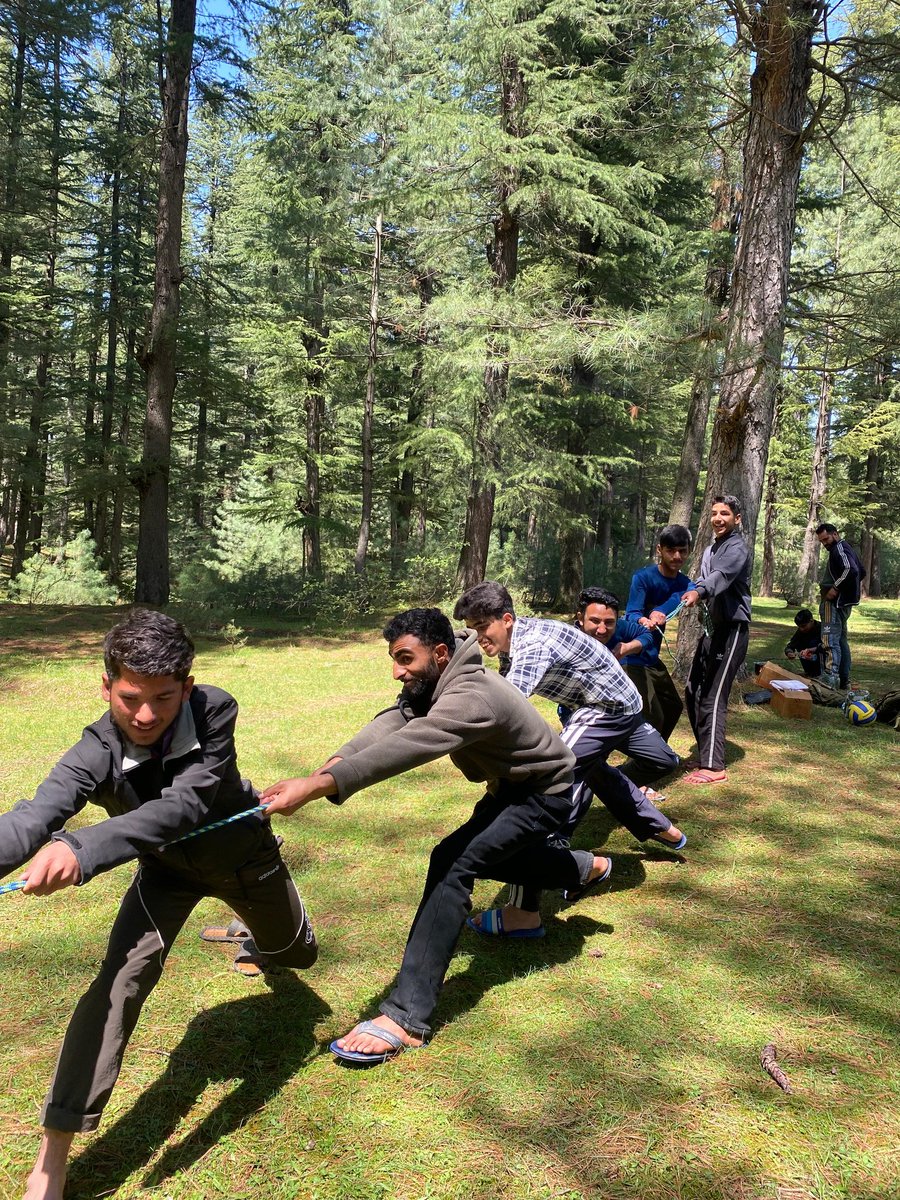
[1,0,898,620]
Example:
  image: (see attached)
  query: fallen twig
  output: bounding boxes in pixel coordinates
[760,1043,793,1093]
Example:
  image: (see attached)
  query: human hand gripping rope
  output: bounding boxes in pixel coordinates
[1,803,270,896]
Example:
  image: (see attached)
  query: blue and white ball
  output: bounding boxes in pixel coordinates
[845,699,877,726]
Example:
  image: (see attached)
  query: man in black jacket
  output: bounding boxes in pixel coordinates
[678,495,751,784]
[3,610,317,1200]
[816,523,865,690]
[784,609,822,678]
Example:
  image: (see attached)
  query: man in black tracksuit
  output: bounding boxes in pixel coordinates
[816,522,865,690]
[2,610,317,1200]
[679,494,751,784]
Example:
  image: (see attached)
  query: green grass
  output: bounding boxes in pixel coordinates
[0,599,897,1200]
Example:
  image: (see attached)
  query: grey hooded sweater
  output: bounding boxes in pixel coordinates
[326,631,575,804]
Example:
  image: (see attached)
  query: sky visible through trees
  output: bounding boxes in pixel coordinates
[0,0,898,614]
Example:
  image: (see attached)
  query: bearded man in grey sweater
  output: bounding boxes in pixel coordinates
[262,607,611,1066]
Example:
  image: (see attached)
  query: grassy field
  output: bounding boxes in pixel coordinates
[0,598,897,1200]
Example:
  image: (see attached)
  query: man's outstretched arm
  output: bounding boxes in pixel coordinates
[261,773,337,816]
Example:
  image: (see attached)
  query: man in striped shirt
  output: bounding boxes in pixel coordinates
[454,582,685,936]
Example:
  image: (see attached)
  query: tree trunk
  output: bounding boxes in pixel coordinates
[10,29,62,577]
[797,161,844,602]
[797,369,833,604]
[391,269,434,574]
[595,472,614,573]
[701,0,820,553]
[95,78,127,560]
[0,16,26,556]
[134,0,197,605]
[299,234,326,576]
[759,464,777,597]
[669,171,740,529]
[859,448,879,598]
[758,389,784,597]
[456,53,523,590]
[354,213,382,575]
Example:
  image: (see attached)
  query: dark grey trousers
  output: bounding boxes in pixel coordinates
[380,784,594,1039]
[42,827,317,1133]
[623,661,684,743]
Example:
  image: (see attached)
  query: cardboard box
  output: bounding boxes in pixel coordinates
[770,686,812,720]
[756,660,809,691]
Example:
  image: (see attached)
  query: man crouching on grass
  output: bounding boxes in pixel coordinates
[262,607,611,1066]
[0,609,317,1200]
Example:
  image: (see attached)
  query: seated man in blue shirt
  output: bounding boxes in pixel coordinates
[622,524,694,740]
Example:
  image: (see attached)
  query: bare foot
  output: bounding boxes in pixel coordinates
[587,854,612,884]
[336,1015,423,1055]
[684,769,727,785]
[563,854,613,901]
[24,1130,73,1200]
[469,905,542,934]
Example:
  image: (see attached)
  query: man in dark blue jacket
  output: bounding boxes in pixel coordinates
[623,524,694,739]
[816,523,865,690]
[2,610,317,1200]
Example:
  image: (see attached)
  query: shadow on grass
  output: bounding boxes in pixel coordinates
[66,972,329,1197]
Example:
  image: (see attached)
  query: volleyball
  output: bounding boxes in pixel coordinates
[845,699,877,726]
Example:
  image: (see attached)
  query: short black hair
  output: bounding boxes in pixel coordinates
[815,522,837,535]
[453,581,515,622]
[795,608,814,626]
[712,493,742,516]
[657,524,692,549]
[576,586,620,614]
[382,607,456,654]
[104,609,195,682]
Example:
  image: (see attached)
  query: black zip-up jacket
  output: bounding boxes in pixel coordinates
[694,529,752,625]
[821,539,865,608]
[0,685,260,886]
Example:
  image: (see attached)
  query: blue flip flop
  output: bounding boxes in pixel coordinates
[650,831,687,851]
[466,908,546,938]
[330,1020,423,1066]
[562,855,613,902]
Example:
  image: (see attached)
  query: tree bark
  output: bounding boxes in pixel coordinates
[796,161,844,602]
[134,0,197,605]
[391,268,434,574]
[701,0,821,552]
[299,227,326,577]
[669,172,740,529]
[354,212,382,575]
[796,356,831,600]
[12,28,62,574]
[94,74,127,560]
[758,390,783,597]
[456,53,523,591]
[859,448,880,598]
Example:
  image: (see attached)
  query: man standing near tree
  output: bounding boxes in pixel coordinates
[816,523,865,691]
[678,496,751,785]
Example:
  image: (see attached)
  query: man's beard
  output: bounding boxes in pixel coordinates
[399,663,441,714]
